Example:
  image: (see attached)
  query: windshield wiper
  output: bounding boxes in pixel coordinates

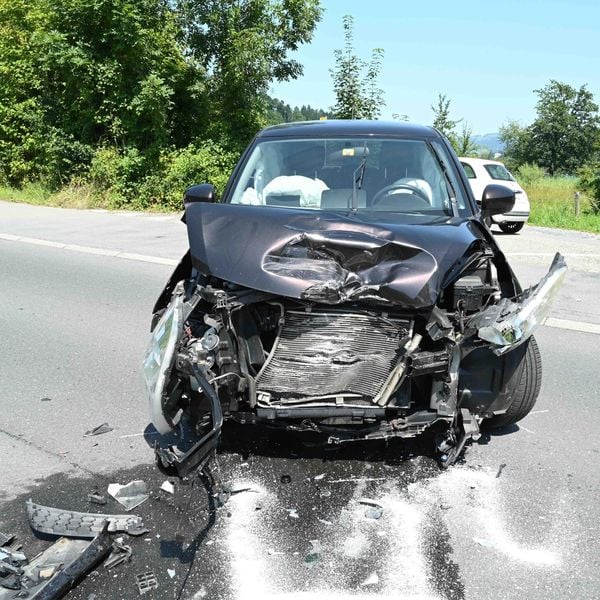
[351,143,368,211]
[427,142,459,218]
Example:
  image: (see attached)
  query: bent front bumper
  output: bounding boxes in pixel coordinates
[470,253,567,354]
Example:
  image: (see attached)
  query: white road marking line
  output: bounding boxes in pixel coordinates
[0,233,177,266]
[505,252,600,257]
[17,236,65,248]
[0,233,20,241]
[543,317,600,335]
[118,252,177,266]
[63,244,119,257]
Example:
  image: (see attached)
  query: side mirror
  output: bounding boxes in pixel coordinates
[481,184,515,217]
[183,184,215,206]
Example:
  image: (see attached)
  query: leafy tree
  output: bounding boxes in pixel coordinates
[0,0,203,186]
[175,0,322,148]
[266,96,332,124]
[528,80,600,175]
[431,93,460,147]
[330,15,385,119]
[455,122,478,156]
[498,120,533,171]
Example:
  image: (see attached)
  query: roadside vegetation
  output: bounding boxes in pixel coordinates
[519,176,599,234]
[1,2,599,233]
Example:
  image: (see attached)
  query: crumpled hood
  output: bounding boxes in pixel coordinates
[184,203,492,308]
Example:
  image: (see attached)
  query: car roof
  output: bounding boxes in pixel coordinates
[258,120,440,140]
[459,156,504,166]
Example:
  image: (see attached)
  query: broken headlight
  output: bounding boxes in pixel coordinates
[476,253,566,353]
[142,294,183,433]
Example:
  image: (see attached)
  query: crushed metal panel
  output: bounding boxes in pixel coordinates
[184,202,494,308]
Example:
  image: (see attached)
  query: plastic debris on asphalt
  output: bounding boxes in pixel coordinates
[359,498,384,520]
[136,571,158,595]
[0,533,16,548]
[26,499,148,538]
[107,481,149,511]
[167,569,176,578]
[2,525,112,598]
[160,481,175,494]
[104,537,132,570]
[286,509,299,519]
[88,493,107,505]
[303,540,322,568]
[84,423,114,437]
[360,572,379,586]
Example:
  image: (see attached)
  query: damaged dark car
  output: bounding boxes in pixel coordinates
[142,120,566,476]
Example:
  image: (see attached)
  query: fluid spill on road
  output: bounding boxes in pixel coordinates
[0,448,568,600]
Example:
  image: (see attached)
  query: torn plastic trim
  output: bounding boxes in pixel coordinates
[25,524,112,600]
[25,500,148,538]
[472,252,567,354]
[154,363,223,477]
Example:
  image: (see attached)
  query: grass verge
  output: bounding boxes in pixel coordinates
[523,177,600,234]
[0,183,176,213]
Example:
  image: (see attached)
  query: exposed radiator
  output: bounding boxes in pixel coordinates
[256,310,410,405]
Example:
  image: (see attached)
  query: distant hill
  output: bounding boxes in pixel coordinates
[472,133,504,154]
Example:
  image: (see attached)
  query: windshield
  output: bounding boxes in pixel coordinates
[484,163,515,181]
[228,137,469,216]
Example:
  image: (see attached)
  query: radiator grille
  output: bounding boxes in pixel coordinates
[256,310,409,404]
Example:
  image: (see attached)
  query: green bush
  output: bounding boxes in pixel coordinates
[139,142,237,210]
[577,163,600,213]
[84,141,237,210]
[515,163,546,186]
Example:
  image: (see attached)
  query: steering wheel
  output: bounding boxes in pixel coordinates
[371,182,431,207]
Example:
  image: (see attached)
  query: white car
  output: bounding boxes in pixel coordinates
[459,157,530,233]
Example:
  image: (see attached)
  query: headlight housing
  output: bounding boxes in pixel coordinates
[142,294,184,433]
[475,253,566,354]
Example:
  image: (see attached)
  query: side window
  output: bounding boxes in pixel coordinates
[461,162,476,179]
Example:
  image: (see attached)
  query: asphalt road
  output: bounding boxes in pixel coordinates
[1,200,599,600]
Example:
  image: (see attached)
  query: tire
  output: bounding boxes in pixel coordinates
[498,221,524,234]
[486,336,542,428]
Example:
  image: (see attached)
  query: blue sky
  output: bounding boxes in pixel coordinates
[270,0,600,134]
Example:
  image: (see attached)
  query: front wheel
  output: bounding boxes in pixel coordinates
[486,337,542,428]
[498,221,524,234]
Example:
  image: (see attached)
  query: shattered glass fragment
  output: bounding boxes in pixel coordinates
[107,481,149,511]
[160,481,175,494]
